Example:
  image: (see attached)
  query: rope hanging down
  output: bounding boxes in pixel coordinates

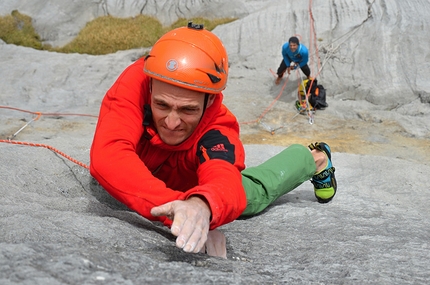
[0,139,90,169]
[241,0,323,130]
[0,105,95,170]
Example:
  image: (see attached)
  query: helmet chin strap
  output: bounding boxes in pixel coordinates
[199,93,210,122]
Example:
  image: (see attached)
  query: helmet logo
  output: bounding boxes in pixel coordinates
[166,59,178,72]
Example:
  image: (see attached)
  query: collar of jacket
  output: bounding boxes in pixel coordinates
[292,44,302,57]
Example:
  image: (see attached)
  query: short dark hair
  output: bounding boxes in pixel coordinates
[289,36,299,45]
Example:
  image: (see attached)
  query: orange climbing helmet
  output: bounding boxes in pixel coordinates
[143,22,228,94]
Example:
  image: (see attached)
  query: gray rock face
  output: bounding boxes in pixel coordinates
[0,41,146,114]
[1,0,429,138]
[0,0,254,47]
[1,0,430,284]
[1,143,430,284]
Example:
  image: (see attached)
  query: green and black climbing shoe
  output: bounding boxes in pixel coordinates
[308,142,337,203]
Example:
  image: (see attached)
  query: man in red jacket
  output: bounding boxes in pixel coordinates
[90,22,337,258]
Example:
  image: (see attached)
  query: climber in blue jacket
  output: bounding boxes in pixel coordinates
[275,36,311,84]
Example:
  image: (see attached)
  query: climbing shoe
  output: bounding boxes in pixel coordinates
[295,100,313,113]
[295,100,306,112]
[308,142,337,203]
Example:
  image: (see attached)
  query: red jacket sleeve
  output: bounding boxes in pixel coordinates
[90,59,186,224]
[184,125,247,229]
[185,159,246,230]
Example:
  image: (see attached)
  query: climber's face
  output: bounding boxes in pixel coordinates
[289,42,298,53]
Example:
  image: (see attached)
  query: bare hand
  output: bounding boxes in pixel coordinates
[200,229,227,259]
[151,196,211,253]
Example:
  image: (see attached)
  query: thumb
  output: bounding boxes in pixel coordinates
[150,202,173,217]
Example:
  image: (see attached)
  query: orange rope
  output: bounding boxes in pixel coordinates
[303,0,324,116]
[240,69,289,126]
[0,139,89,169]
[240,1,324,128]
[0,105,98,118]
[308,0,322,78]
[0,105,95,169]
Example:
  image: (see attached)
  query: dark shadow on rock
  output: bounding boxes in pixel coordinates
[271,188,317,205]
[157,244,210,263]
[88,177,130,211]
[86,177,175,242]
[154,243,238,271]
[86,199,175,241]
[270,77,304,104]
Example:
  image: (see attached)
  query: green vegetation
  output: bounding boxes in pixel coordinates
[0,11,236,55]
[0,10,43,50]
[54,15,164,55]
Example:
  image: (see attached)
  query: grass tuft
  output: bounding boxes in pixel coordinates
[54,15,164,55]
[0,11,237,55]
[0,10,43,49]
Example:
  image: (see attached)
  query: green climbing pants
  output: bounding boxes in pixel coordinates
[240,144,316,216]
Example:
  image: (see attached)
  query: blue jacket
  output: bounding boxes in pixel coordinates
[281,42,309,68]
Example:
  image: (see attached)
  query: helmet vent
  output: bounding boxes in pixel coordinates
[214,62,226,74]
[188,21,204,30]
[214,63,221,73]
[207,73,221,83]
